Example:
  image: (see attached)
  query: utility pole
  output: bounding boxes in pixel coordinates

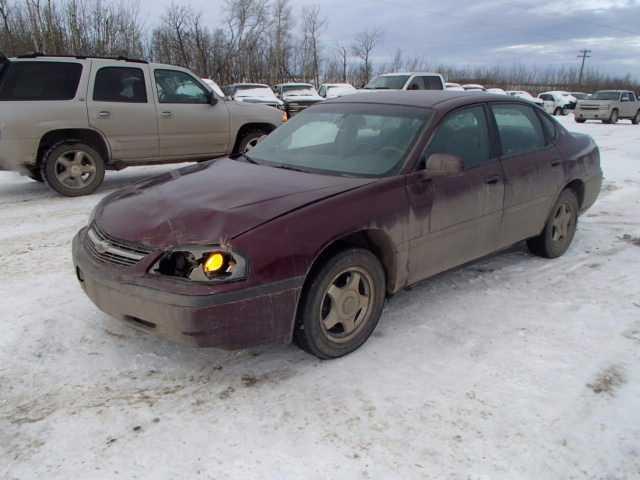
[577,49,592,85]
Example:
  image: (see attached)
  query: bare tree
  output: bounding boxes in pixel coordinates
[336,43,348,82]
[351,27,382,85]
[301,4,325,86]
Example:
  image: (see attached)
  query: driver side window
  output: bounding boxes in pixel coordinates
[425,106,491,169]
[154,69,209,104]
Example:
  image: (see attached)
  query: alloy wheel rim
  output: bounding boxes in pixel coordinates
[244,135,266,153]
[54,150,97,189]
[551,202,574,243]
[320,267,374,343]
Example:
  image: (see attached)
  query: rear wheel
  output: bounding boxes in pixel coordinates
[527,189,579,259]
[41,142,105,197]
[294,248,386,359]
[575,118,586,124]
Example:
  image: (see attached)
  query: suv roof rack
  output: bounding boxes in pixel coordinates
[15,52,148,64]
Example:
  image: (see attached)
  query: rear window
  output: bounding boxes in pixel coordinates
[0,61,82,101]
[420,76,443,90]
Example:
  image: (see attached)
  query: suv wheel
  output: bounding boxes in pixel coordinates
[632,111,640,125]
[294,248,386,359]
[41,143,105,197]
[236,130,267,154]
[527,189,579,259]
[607,109,619,124]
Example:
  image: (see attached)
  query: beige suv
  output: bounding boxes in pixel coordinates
[0,54,285,196]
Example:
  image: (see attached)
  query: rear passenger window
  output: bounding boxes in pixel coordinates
[420,76,443,90]
[537,111,558,144]
[426,106,491,169]
[492,104,545,156]
[0,61,82,101]
[94,67,147,103]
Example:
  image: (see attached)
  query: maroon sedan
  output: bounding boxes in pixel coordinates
[73,91,602,358]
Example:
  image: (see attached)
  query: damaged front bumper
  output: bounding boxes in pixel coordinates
[72,228,302,349]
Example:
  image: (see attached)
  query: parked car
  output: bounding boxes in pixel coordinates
[273,83,323,117]
[445,82,465,91]
[486,88,507,95]
[318,83,357,99]
[0,54,284,196]
[538,91,577,116]
[574,90,640,124]
[223,83,284,109]
[201,78,225,98]
[506,90,547,108]
[363,72,445,91]
[462,84,485,91]
[73,91,602,358]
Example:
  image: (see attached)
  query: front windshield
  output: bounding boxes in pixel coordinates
[235,85,276,98]
[365,75,410,90]
[591,91,620,101]
[282,85,317,96]
[247,104,431,177]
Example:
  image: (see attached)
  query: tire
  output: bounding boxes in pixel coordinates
[294,248,386,359]
[553,107,562,116]
[527,189,579,259]
[235,130,268,154]
[575,118,586,124]
[632,111,640,125]
[41,142,105,197]
[561,107,568,116]
[608,109,619,124]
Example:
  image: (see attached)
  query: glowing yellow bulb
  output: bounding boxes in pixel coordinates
[204,252,225,273]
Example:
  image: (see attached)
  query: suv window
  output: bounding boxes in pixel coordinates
[426,106,491,169]
[539,94,553,101]
[407,76,424,90]
[621,92,632,102]
[492,104,545,156]
[0,61,82,101]
[420,76,443,90]
[154,69,209,104]
[94,67,147,103]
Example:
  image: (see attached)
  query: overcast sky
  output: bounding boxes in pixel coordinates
[140,0,640,80]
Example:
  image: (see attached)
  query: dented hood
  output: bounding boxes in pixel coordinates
[95,158,372,249]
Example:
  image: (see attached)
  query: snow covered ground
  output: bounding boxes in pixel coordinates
[1,116,639,479]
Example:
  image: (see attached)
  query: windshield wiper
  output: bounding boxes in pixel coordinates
[271,164,308,173]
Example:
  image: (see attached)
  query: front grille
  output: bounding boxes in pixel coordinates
[85,223,153,267]
[286,100,321,116]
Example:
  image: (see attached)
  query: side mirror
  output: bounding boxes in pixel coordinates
[424,153,464,176]
[208,92,218,106]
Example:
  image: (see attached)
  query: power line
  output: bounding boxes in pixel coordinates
[577,49,592,85]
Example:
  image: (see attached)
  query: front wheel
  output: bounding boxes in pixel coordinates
[553,107,562,116]
[575,118,586,124]
[608,109,619,124]
[527,189,579,259]
[235,130,267,154]
[294,249,386,359]
[41,143,105,197]
[632,111,640,125]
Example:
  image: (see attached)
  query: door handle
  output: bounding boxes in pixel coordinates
[97,111,111,119]
[485,175,501,185]
[551,159,561,167]
[160,111,173,118]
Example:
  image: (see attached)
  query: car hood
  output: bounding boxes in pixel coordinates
[235,94,283,105]
[283,94,323,102]
[94,159,372,250]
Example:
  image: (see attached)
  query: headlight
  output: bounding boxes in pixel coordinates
[151,246,247,283]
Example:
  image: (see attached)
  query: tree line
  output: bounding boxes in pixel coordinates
[1,0,638,93]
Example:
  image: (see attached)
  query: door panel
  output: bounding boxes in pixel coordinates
[491,103,564,247]
[87,62,158,161]
[153,69,230,158]
[406,105,505,284]
[407,161,505,283]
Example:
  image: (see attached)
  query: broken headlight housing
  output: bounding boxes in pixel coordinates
[151,246,247,283]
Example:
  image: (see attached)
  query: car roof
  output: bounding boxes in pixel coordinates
[379,72,442,77]
[228,83,269,88]
[324,90,524,110]
[277,83,313,87]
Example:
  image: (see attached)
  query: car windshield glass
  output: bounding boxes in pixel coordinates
[365,75,410,90]
[591,91,620,101]
[283,85,317,96]
[247,104,431,178]
[235,86,275,97]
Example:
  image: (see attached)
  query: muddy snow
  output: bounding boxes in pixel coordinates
[1,116,639,479]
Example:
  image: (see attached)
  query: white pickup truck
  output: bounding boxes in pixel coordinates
[574,90,640,124]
